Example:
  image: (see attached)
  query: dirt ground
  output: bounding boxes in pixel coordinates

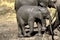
[0,13,60,40]
[0,0,60,40]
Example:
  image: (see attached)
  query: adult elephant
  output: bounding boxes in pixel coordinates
[15,0,55,11]
[15,0,38,11]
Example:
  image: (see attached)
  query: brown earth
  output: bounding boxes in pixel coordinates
[0,13,60,40]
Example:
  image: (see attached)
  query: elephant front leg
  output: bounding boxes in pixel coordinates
[41,19,46,31]
[37,22,42,36]
[28,17,34,36]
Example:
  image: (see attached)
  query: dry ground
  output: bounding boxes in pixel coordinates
[0,0,60,40]
[0,13,60,40]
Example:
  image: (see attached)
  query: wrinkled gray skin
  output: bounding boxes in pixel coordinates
[16,6,51,37]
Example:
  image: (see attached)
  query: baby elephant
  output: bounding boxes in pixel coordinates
[16,6,52,37]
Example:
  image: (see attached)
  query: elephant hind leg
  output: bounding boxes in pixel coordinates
[17,17,27,37]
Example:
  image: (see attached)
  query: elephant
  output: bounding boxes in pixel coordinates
[16,5,52,37]
[15,0,56,39]
[15,0,55,11]
[15,0,38,11]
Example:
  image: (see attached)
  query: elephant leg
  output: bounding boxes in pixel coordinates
[17,17,27,37]
[37,22,42,36]
[41,19,46,31]
[28,17,34,36]
[16,17,23,37]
